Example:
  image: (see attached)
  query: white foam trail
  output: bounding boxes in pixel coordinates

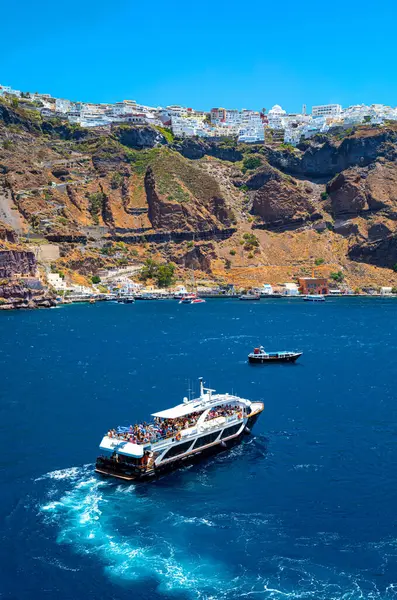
[36,467,397,600]
[38,469,231,598]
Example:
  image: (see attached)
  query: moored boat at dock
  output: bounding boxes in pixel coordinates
[248,346,302,363]
[239,293,260,301]
[120,296,135,304]
[95,378,264,481]
[303,294,325,302]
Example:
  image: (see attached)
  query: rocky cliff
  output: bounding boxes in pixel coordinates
[1,97,397,290]
[145,150,235,232]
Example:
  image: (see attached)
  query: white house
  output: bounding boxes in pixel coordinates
[281,282,300,296]
[55,98,71,113]
[267,105,287,129]
[47,272,67,290]
[312,104,342,117]
[380,287,393,295]
[260,283,273,295]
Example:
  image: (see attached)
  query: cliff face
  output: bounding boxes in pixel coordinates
[173,138,244,162]
[327,162,397,218]
[0,219,37,277]
[0,220,18,243]
[349,234,397,268]
[0,249,37,278]
[2,99,397,289]
[113,126,166,149]
[251,179,321,228]
[264,129,397,177]
[145,150,235,232]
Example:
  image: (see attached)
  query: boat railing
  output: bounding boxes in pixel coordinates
[150,413,242,448]
[108,411,243,448]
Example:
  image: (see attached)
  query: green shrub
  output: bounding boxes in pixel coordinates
[320,191,329,200]
[393,264,397,273]
[87,192,106,224]
[155,263,176,287]
[140,259,175,287]
[229,249,236,256]
[242,232,259,250]
[91,275,101,284]
[110,172,124,189]
[315,258,325,266]
[242,156,262,171]
[330,271,344,282]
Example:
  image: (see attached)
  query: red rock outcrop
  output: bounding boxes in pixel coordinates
[251,179,320,228]
[328,162,397,218]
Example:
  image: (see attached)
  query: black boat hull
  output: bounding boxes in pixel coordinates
[248,352,302,364]
[95,411,262,481]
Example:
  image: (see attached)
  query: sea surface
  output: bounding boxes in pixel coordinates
[1,298,397,600]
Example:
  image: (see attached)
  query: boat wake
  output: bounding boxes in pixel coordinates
[36,464,397,600]
[38,466,232,598]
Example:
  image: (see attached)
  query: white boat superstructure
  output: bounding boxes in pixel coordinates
[96,378,264,480]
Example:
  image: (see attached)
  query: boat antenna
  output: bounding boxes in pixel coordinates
[199,376,204,398]
[188,379,192,401]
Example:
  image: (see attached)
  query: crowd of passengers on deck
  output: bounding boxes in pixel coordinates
[107,404,241,445]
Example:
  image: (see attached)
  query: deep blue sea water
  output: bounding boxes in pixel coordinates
[1,298,397,600]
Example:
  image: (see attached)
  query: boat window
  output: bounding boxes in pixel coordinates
[220,424,242,439]
[162,440,193,459]
[193,431,220,449]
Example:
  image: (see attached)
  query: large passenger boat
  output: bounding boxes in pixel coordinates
[95,379,264,481]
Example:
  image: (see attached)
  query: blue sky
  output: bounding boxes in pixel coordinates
[2,0,396,112]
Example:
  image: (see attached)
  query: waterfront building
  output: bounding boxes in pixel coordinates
[380,286,393,295]
[298,277,329,295]
[260,283,273,295]
[281,282,300,296]
[47,272,67,291]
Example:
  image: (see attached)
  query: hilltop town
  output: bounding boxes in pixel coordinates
[2,83,397,145]
[1,82,397,309]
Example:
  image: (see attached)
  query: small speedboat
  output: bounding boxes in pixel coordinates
[239,293,260,301]
[303,294,325,302]
[191,298,205,304]
[179,293,198,304]
[248,346,302,364]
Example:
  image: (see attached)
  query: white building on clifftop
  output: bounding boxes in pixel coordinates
[312,104,342,117]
